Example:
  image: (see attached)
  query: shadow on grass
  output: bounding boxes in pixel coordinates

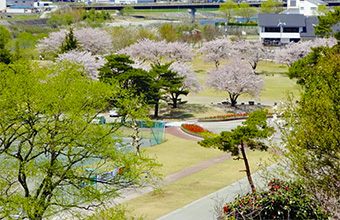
[157,103,210,120]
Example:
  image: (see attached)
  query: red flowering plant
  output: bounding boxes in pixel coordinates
[199,113,248,122]
[181,124,215,138]
[221,178,329,219]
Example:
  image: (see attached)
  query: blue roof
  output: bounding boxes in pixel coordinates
[8,6,31,9]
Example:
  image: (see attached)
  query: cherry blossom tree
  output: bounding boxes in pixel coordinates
[57,50,105,80]
[170,62,201,93]
[74,27,113,55]
[119,39,193,65]
[168,61,201,107]
[197,38,233,69]
[233,40,265,73]
[166,41,193,62]
[206,58,264,106]
[37,29,68,57]
[119,39,165,64]
[37,28,113,58]
[275,37,337,67]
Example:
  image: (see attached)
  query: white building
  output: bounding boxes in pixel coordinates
[258,13,318,45]
[0,0,5,12]
[282,0,327,16]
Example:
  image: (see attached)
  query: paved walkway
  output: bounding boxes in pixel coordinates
[164,153,232,185]
[165,127,203,141]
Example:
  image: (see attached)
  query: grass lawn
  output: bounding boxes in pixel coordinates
[123,150,273,219]
[88,133,275,219]
[7,14,40,20]
[146,134,223,176]
[184,73,299,105]
[187,57,299,105]
[257,61,288,74]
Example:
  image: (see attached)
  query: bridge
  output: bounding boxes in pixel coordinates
[77,0,340,11]
[80,2,260,11]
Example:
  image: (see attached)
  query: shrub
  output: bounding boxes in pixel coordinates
[82,9,111,22]
[222,179,329,219]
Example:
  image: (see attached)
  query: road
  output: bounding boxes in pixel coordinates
[197,120,245,134]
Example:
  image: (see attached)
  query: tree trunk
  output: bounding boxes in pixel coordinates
[171,93,179,108]
[173,98,178,108]
[229,93,239,107]
[240,141,256,192]
[215,61,220,70]
[131,119,142,156]
[154,101,159,118]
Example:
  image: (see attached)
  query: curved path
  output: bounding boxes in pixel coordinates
[165,127,203,141]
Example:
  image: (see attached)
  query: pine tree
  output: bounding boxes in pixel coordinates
[60,28,78,53]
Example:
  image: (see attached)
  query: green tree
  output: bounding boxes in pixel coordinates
[159,23,178,42]
[219,1,238,24]
[8,32,42,61]
[149,63,186,117]
[135,28,158,41]
[316,5,328,15]
[121,6,134,16]
[260,0,283,13]
[0,25,12,64]
[0,25,11,47]
[107,27,136,51]
[99,54,157,155]
[314,6,340,39]
[199,110,274,192]
[99,54,155,100]
[82,8,111,22]
[201,24,220,41]
[60,28,78,53]
[283,44,340,216]
[0,61,159,219]
[236,3,257,23]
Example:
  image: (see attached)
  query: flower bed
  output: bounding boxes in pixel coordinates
[222,178,329,219]
[181,124,215,138]
[199,113,248,122]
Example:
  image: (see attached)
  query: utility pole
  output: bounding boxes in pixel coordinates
[278,20,286,46]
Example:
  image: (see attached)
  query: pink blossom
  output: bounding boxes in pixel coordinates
[206,58,263,104]
[38,28,113,57]
[119,39,193,65]
[197,38,233,69]
[169,62,201,93]
[275,37,337,67]
[57,50,105,80]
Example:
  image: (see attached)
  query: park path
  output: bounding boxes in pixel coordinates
[164,127,234,184]
[111,127,233,204]
[165,127,203,141]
